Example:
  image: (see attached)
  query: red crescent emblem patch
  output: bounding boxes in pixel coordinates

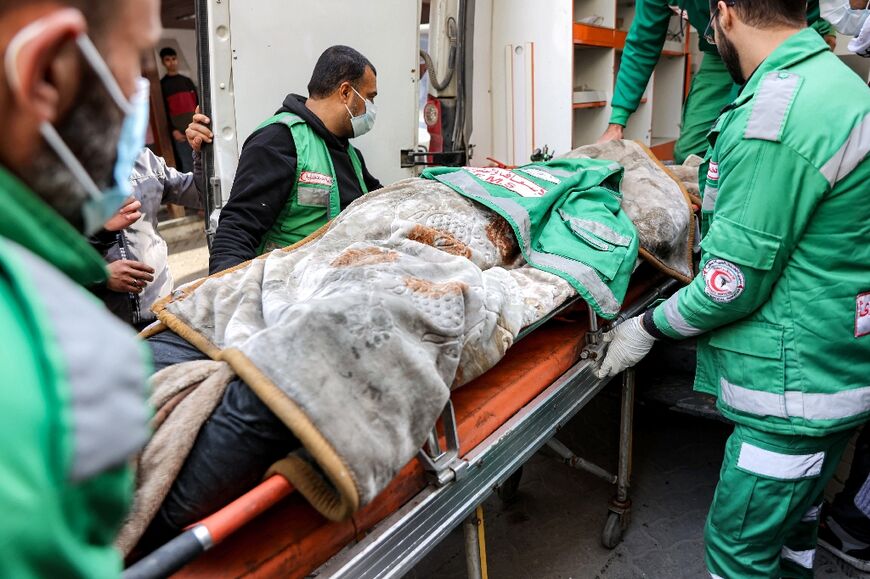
[703,259,745,303]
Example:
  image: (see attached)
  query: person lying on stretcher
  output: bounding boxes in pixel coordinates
[127,140,696,555]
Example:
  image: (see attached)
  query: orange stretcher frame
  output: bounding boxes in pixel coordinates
[155,272,668,578]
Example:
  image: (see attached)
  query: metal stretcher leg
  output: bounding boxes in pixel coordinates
[545,438,617,484]
[601,368,635,548]
[538,306,637,548]
[463,505,488,579]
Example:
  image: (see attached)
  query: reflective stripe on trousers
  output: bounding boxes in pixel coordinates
[781,546,815,569]
[736,442,824,480]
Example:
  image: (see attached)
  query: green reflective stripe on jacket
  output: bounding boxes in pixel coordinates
[651,29,870,436]
[257,112,367,252]
[610,0,827,126]
[0,170,151,577]
[422,159,638,319]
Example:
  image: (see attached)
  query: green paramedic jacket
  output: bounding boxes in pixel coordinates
[609,0,832,127]
[0,167,151,578]
[648,29,870,437]
[422,158,638,319]
[257,112,368,252]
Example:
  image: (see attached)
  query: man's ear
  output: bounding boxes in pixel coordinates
[6,8,87,124]
[337,81,353,103]
[717,2,735,31]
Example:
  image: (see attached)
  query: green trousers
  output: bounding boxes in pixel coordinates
[673,53,736,164]
[705,424,855,578]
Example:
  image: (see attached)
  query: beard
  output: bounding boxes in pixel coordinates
[24,65,124,232]
[715,23,746,86]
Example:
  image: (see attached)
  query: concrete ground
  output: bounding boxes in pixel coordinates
[406,390,864,579]
[164,218,209,285]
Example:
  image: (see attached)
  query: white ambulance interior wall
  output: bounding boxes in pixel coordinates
[490,0,572,166]
[226,0,422,186]
[156,29,199,85]
[469,0,494,166]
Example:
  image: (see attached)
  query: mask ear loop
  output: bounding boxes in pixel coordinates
[4,17,48,92]
[345,86,363,118]
[4,21,106,200]
[75,34,133,115]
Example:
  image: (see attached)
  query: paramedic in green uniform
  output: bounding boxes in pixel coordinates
[596,0,870,576]
[0,0,158,576]
[597,0,833,163]
[207,45,382,274]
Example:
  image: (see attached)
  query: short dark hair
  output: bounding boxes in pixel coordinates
[713,0,805,29]
[307,45,376,99]
[159,47,177,59]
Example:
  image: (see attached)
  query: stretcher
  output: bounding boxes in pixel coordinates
[125,267,678,579]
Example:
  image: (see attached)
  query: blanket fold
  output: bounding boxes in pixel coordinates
[127,144,695,537]
[117,360,235,554]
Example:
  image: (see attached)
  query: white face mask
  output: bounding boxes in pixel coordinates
[345,86,377,138]
[821,0,870,36]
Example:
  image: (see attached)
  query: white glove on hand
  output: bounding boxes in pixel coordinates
[849,17,870,57]
[595,315,656,378]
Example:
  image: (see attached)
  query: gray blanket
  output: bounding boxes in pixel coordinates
[148,141,695,522]
[155,178,576,520]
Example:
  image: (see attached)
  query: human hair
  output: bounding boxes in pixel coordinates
[0,1,116,38]
[159,47,178,59]
[307,45,376,99]
[713,0,806,29]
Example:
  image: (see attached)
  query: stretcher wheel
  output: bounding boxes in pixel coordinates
[496,466,523,503]
[601,511,624,549]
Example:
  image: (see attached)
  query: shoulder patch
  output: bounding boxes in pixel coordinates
[703,259,745,303]
[744,71,803,143]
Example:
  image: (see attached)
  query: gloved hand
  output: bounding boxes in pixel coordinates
[595,315,657,378]
[848,17,870,57]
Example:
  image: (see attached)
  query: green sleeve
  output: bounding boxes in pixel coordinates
[651,139,829,339]
[610,0,674,126]
[811,19,834,38]
[805,0,833,36]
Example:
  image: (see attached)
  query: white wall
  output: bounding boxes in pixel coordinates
[155,28,199,84]
[469,0,494,165]
[490,0,572,165]
[224,0,421,186]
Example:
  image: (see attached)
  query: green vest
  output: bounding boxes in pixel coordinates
[0,168,151,577]
[423,158,639,319]
[257,112,368,252]
[652,30,870,436]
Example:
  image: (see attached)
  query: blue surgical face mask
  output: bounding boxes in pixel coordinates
[5,25,149,234]
[345,86,377,138]
[821,0,870,36]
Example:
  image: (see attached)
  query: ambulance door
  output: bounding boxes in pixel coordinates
[198,0,422,234]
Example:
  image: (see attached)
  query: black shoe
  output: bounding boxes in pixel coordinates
[818,513,870,572]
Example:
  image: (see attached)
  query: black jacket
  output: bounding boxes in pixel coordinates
[208,94,382,274]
